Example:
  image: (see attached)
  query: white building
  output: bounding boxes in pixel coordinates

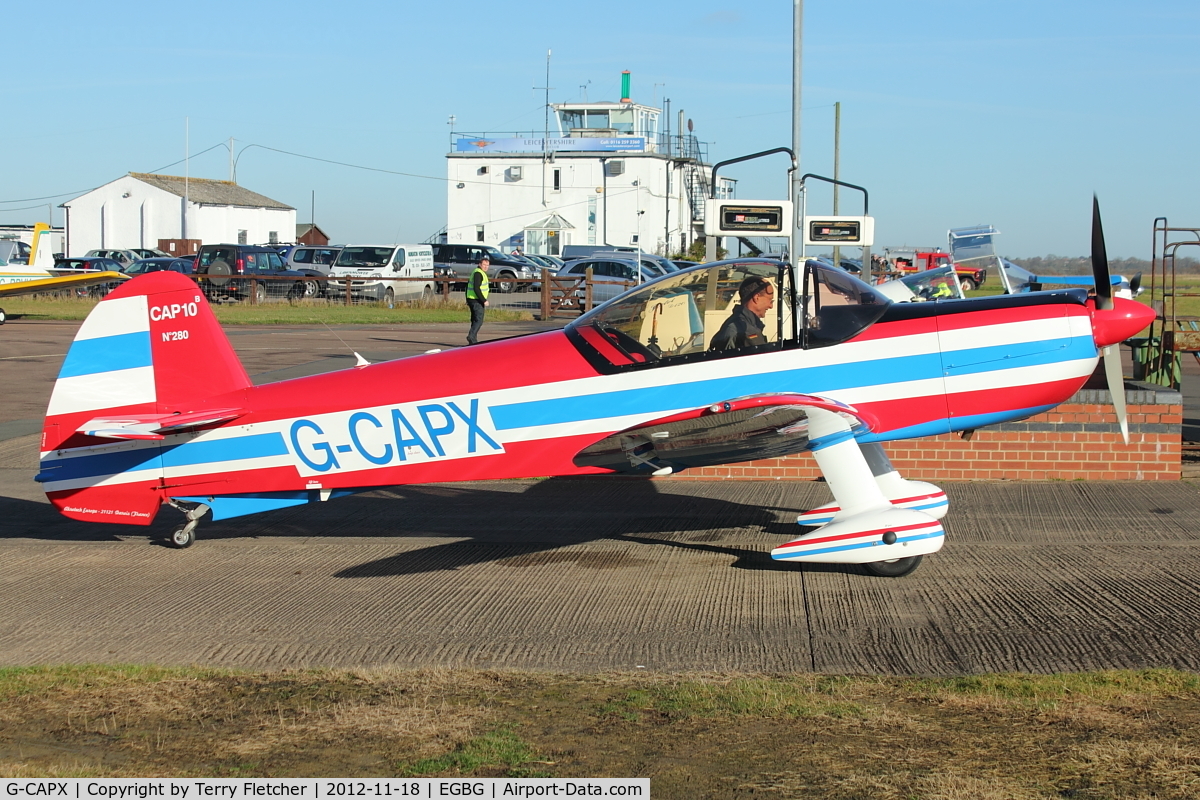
[62,173,295,256]
[445,98,732,257]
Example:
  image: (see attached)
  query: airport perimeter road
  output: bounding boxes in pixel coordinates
[2,318,1199,674]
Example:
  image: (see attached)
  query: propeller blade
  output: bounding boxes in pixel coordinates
[1091,195,1113,310]
[1102,345,1129,445]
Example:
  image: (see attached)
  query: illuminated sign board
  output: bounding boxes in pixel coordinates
[803,216,875,246]
[703,200,794,236]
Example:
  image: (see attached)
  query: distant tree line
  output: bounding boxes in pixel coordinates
[1007,255,1200,275]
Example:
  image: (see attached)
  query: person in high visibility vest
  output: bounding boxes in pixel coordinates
[466,256,490,345]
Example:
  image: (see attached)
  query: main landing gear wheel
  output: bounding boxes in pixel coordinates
[862,554,923,578]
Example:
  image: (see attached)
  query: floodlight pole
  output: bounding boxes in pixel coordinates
[791,0,803,264]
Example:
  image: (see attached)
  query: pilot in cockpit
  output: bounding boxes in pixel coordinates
[709,276,775,351]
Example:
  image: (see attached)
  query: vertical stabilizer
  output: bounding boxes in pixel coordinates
[39,272,251,524]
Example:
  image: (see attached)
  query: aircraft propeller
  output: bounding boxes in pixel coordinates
[1091,196,1129,444]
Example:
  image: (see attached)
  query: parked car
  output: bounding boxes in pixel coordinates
[0,240,32,264]
[672,259,700,270]
[192,244,306,302]
[131,248,171,259]
[555,256,661,305]
[54,257,126,297]
[287,245,342,272]
[582,250,677,276]
[125,257,194,276]
[84,249,140,268]
[328,244,435,303]
[430,243,538,293]
[560,244,638,261]
[520,254,559,271]
[54,256,124,273]
[280,245,343,297]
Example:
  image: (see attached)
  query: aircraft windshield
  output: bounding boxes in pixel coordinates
[876,264,963,303]
[802,261,890,348]
[570,261,794,368]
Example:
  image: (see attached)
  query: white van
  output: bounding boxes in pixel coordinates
[328,245,435,303]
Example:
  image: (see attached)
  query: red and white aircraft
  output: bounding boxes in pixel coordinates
[35,202,1153,576]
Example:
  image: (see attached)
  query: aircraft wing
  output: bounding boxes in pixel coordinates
[0,271,129,299]
[573,394,878,475]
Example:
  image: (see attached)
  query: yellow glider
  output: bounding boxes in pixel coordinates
[0,271,130,325]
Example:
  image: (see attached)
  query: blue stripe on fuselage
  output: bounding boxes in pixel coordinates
[58,331,153,378]
[489,334,1096,431]
[40,432,288,483]
[858,403,1060,443]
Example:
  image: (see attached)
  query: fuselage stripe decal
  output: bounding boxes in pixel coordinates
[490,334,1096,431]
[40,432,288,482]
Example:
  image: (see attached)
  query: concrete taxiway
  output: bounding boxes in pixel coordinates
[2,317,1198,675]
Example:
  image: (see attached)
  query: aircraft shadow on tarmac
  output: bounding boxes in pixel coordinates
[0,477,858,576]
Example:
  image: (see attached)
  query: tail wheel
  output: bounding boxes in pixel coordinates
[863,555,923,578]
[169,525,196,549]
[959,277,976,293]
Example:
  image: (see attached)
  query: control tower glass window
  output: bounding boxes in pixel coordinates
[560,110,584,130]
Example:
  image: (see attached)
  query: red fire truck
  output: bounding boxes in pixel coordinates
[883,248,988,292]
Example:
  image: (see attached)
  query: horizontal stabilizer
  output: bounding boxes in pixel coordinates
[76,408,247,440]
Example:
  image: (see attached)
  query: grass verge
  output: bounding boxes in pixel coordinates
[0,297,535,324]
[2,665,1199,797]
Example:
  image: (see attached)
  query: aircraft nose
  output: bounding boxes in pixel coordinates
[1090,297,1156,348]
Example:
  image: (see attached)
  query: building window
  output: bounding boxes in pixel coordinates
[268,231,279,244]
[238,230,248,245]
[476,225,485,242]
[478,166,489,176]
[552,168,561,192]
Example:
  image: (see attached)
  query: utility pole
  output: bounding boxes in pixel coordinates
[534,50,554,208]
[790,0,803,263]
[183,117,189,241]
[832,101,840,268]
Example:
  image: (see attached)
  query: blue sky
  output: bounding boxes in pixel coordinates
[3,0,1196,258]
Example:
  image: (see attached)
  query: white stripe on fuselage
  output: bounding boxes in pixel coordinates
[42,312,1094,490]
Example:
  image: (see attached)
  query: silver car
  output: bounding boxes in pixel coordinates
[85,249,140,268]
[556,257,661,305]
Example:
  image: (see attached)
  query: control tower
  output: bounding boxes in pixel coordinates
[444,73,732,257]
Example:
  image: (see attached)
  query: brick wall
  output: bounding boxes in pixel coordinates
[664,383,1183,482]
